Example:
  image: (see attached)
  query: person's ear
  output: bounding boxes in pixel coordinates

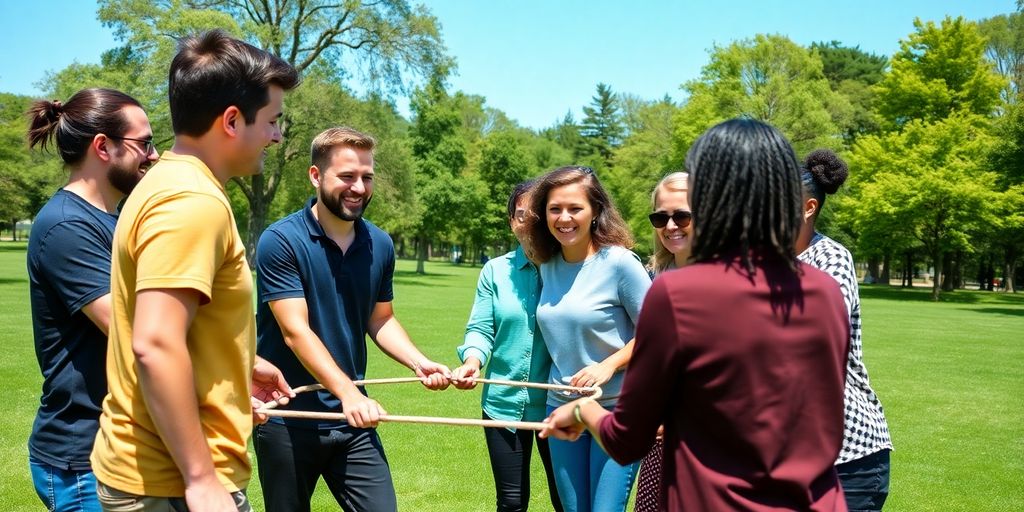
[90,134,114,163]
[309,165,321,188]
[804,197,819,222]
[221,106,243,138]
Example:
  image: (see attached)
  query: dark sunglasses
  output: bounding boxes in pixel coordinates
[648,209,692,229]
[107,135,155,154]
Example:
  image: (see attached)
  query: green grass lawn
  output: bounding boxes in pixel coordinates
[0,242,1021,510]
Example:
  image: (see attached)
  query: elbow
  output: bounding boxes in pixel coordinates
[131,331,171,369]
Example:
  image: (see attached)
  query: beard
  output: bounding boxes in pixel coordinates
[320,187,372,221]
[108,160,144,196]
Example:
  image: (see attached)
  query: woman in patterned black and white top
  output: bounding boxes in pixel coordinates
[796,149,893,511]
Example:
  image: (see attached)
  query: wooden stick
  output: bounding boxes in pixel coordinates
[261,409,550,431]
[255,377,603,429]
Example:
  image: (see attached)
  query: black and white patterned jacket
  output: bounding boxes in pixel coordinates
[799,232,893,464]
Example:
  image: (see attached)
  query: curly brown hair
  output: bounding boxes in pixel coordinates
[522,166,633,263]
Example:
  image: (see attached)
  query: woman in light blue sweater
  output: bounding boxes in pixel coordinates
[521,166,650,512]
[453,181,562,512]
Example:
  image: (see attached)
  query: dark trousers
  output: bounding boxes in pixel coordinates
[254,421,397,512]
[483,412,564,512]
[837,449,891,512]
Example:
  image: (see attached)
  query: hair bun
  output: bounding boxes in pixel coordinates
[42,100,63,122]
[804,149,848,195]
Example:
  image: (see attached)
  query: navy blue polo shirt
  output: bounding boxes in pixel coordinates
[27,189,117,470]
[256,198,395,429]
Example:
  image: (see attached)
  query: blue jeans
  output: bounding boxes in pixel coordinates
[546,406,639,512]
[29,455,101,512]
[837,449,891,512]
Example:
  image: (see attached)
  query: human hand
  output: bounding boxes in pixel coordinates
[251,356,295,425]
[570,362,615,388]
[185,475,236,512]
[539,401,586,441]
[451,358,481,389]
[414,359,452,390]
[341,391,388,428]
[656,424,665,441]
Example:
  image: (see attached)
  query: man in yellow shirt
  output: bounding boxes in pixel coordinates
[91,30,299,511]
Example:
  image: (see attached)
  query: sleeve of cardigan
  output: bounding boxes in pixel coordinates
[599,275,680,464]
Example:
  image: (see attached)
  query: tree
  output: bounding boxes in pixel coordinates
[0,93,61,239]
[605,97,681,255]
[543,111,589,161]
[846,113,998,300]
[475,131,530,248]
[580,83,624,166]
[874,16,1004,128]
[91,0,451,255]
[991,185,1024,291]
[811,41,889,140]
[408,77,477,274]
[978,12,1024,105]
[672,34,851,157]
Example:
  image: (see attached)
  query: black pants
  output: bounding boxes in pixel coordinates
[254,422,397,512]
[836,449,891,512]
[483,412,564,512]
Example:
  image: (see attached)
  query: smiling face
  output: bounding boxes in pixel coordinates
[654,185,692,260]
[546,182,595,259]
[313,145,374,222]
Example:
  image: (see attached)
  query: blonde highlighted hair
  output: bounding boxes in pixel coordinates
[648,172,689,274]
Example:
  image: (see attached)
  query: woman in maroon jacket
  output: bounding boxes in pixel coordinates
[541,118,851,511]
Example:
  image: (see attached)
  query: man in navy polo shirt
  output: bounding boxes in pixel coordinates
[25,88,158,511]
[254,126,452,511]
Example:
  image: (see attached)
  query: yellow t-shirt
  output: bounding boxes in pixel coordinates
[91,151,255,496]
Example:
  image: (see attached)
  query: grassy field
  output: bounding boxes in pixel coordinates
[0,242,1021,510]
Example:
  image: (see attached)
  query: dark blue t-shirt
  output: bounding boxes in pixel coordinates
[256,199,395,429]
[27,189,116,470]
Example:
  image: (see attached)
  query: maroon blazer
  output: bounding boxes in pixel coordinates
[599,255,850,511]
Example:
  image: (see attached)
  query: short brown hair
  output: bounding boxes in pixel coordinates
[522,166,634,263]
[169,29,299,136]
[311,127,377,169]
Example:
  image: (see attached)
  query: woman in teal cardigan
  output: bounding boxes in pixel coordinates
[453,181,562,512]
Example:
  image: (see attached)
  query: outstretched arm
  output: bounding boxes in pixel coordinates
[369,301,451,390]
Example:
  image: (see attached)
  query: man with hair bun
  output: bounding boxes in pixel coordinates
[90,30,298,512]
[25,87,157,512]
[253,126,452,512]
[797,149,893,512]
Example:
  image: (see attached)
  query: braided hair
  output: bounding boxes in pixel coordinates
[687,118,803,274]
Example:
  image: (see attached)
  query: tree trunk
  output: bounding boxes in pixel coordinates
[11,218,17,241]
[902,252,913,288]
[953,250,964,289]
[1005,246,1018,293]
[416,235,429,274]
[941,253,954,291]
[867,256,880,284]
[931,249,943,301]
[881,252,891,285]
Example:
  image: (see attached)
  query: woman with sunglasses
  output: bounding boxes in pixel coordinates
[452,180,563,512]
[797,150,892,511]
[540,119,850,511]
[634,171,692,512]
[521,166,650,512]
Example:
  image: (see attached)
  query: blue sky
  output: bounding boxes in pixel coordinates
[0,1,1015,129]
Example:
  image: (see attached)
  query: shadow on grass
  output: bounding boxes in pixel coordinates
[957,307,1024,318]
[0,243,28,252]
[392,269,460,287]
[860,285,1024,306]
[0,277,27,285]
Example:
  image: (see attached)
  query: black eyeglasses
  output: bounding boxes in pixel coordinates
[107,135,155,154]
[648,209,692,229]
